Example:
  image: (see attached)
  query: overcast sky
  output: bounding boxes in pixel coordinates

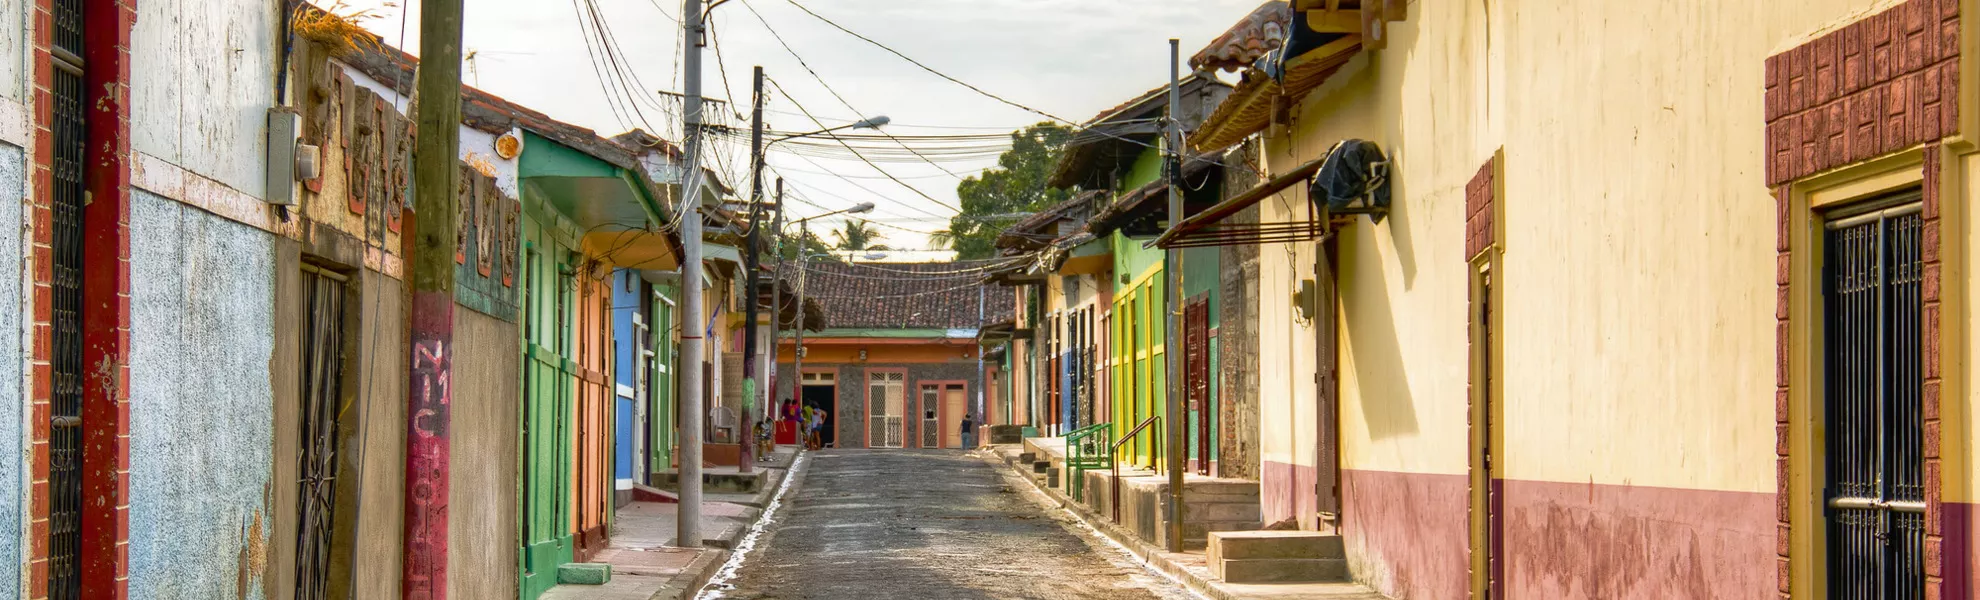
[342,0,1259,250]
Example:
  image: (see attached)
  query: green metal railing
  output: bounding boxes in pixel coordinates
[1065,422,1113,502]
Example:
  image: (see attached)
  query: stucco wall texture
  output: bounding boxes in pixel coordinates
[449,306,520,600]
[129,190,276,599]
[0,143,25,600]
[778,360,981,449]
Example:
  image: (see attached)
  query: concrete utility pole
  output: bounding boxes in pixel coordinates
[404,0,466,594]
[791,221,809,436]
[768,178,785,437]
[677,0,708,548]
[1161,38,1187,554]
[740,66,766,472]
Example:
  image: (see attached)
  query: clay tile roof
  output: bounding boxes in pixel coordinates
[803,262,1008,331]
[1190,1,1290,73]
[993,191,1103,251]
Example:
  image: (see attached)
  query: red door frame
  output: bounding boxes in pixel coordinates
[914,379,967,448]
[862,368,908,448]
[29,1,137,597]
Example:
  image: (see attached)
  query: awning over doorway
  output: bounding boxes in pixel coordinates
[1151,156,1327,249]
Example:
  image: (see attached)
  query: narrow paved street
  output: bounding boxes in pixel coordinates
[712,450,1193,600]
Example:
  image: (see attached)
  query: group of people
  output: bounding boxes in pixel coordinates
[763,399,828,451]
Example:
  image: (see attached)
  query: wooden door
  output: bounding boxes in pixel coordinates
[1184,296,1211,475]
[943,384,966,448]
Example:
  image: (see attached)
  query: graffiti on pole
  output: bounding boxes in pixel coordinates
[403,292,453,600]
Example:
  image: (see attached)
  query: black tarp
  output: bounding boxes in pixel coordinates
[1309,139,1390,223]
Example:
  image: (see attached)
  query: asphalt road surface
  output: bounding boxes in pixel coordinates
[709,449,1194,600]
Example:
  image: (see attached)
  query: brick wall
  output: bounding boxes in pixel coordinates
[28,0,136,597]
[1922,145,1947,598]
[1766,0,1960,595]
[1465,155,1497,599]
[1464,159,1495,260]
[1764,0,1959,186]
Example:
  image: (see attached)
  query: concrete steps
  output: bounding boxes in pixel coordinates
[650,470,765,494]
[1208,531,1349,584]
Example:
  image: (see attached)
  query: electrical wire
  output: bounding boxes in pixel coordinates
[734,0,972,182]
[763,78,960,212]
[769,141,955,220]
[778,0,1243,173]
[800,280,992,300]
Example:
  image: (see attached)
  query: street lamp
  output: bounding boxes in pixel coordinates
[782,200,876,446]
[768,116,890,145]
[745,109,885,467]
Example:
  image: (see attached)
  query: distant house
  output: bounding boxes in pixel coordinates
[777,262,1010,449]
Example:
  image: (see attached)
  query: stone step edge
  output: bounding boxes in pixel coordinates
[983,449,1391,600]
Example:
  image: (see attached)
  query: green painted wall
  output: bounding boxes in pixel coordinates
[1106,145,1171,469]
[519,194,579,600]
[650,284,678,473]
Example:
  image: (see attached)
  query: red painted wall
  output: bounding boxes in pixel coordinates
[1501,480,1772,599]
[1341,469,1773,600]
[1342,469,1468,600]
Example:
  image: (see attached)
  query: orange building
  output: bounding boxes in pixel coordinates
[777,262,1011,449]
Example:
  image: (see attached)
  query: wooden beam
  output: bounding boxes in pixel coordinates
[1306,9,1360,33]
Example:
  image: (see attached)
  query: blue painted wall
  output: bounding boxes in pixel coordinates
[0,143,24,600]
[129,190,276,599]
[612,269,640,482]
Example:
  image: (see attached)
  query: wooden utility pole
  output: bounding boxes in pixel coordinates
[1162,38,1187,554]
[405,0,466,595]
[740,65,766,472]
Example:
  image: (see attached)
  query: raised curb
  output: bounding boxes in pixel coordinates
[650,548,729,600]
[672,449,811,599]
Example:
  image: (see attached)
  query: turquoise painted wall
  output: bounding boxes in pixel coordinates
[0,143,22,600]
[130,190,276,599]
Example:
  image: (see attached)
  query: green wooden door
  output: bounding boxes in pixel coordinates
[520,218,578,600]
[650,289,676,472]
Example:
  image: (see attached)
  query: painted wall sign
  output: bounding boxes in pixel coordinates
[301,60,521,321]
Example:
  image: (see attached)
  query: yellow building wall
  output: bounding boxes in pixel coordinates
[1242,1,1945,597]
[1255,0,1919,498]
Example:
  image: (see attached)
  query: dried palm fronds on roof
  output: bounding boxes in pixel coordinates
[294,1,390,58]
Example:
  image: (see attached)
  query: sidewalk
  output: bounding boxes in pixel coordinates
[979,444,1391,600]
[540,445,802,600]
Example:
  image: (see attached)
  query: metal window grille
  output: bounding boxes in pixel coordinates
[869,372,903,448]
[920,386,939,448]
[294,267,349,600]
[49,0,86,595]
[1824,199,1926,599]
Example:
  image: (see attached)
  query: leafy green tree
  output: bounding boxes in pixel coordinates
[777,227,835,262]
[946,122,1074,260]
[830,220,892,252]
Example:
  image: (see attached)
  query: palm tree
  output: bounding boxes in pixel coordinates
[929,228,955,250]
[831,219,892,252]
